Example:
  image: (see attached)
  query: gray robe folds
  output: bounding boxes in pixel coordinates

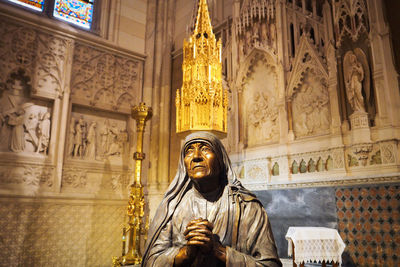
[142,132,282,267]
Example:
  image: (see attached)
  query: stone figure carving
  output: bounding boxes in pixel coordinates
[269,23,276,50]
[0,76,51,154]
[107,123,119,155]
[344,51,365,112]
[142,132,282,267]
[247,92,279,143]
[73,117,85,157]
[85,122,97,159]
[68,118,76,156]
[100,119,110,157]
[8,109,26,152]
[36,112,51,154]
[68,116,127,160]
[293,74,330,137]
[25,113,38,151]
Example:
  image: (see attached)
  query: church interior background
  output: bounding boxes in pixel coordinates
[0,0,399,266]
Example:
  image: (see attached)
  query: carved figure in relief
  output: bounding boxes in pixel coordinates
[68,118,76,156]
[106,123,122,156]
[252,22,260,47]
[73,117,85,157]
[24,113,38,150]
[269,23,276,50]
[36,112,51,154]
[85,121,97,159]
[0,71,52,154]
[261,22,268,45]
[293,74,330,137]
[344,51,365,112]
[7,109,26,152]
[247,92,278,143]
[100,119,110,156]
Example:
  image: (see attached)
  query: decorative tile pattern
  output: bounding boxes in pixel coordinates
[0,200,126,267]
[335,185,400,267]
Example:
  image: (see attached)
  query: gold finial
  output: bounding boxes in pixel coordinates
[194,0,213,38]
[176,0,228,136]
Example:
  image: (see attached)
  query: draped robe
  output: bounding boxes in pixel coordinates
[142,132,281,267]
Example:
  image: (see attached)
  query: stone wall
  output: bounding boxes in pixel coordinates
[0,1,148,265]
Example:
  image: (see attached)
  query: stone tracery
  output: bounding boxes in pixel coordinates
[333,0,369,46]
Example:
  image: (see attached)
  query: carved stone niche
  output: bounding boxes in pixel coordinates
[241,53,279,147]
[65,106,131,167]
[70,42,142,114]
[286,34,330,139]
[342,49,373,143]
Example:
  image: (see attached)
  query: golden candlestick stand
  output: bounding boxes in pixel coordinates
[113,103,152,266]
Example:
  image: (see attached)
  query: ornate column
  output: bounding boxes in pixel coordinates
[114,103,152,266]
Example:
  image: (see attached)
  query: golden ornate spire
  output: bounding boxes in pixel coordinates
[176,0,228,136]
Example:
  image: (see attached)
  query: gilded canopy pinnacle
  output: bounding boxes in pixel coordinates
[176,0,228,136]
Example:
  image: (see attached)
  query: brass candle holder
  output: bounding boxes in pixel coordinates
[113,102,152,266]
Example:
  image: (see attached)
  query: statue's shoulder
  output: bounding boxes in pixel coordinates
[230,185,261,204]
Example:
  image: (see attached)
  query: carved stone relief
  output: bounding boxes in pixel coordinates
[292,70,330,137]
[0,19,72,99]
[0,72,52,154]
[236,0,277,58]
[345,141,398,168]
[67,110,129,164]
[62,168,87,189]
[333,0,369,47]
[0,162,54,188]
[242,55,279,146]
[70,43,141,113]
[245,160,269,180]
[287,35,330,138]
[61,167,130,196]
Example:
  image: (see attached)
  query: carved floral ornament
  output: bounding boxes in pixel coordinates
[0,18,71,99]
[0,163,54,188]
[70,43,141,114]
[333,0,369,46]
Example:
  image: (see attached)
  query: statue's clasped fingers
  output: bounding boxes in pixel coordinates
[187,235,211,246]
[185,229,212,240]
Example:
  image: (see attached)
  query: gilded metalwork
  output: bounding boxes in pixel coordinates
[176,0,228,135]
[113,102,152,266]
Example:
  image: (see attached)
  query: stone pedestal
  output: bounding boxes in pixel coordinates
[349,111,371,143]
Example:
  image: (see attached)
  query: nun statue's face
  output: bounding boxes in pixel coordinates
[184,142,221,187]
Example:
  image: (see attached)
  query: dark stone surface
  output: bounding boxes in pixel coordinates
[254,187,338,258]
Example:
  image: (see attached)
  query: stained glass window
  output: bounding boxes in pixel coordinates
[6,0,45,11]
[53,0,95,29]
